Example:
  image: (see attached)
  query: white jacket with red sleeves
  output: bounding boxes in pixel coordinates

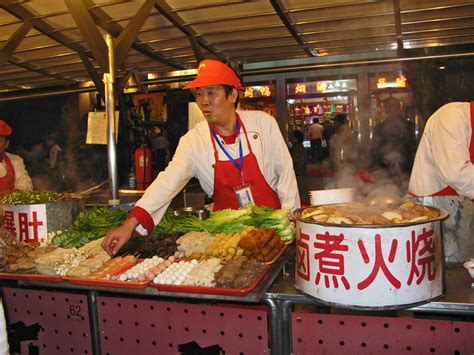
[130,110,300,235]
[409,102,474,199]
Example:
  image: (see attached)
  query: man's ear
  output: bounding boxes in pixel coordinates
[231,88,238,104]
[5,140,9,149]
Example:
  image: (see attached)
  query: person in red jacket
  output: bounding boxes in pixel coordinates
[0,120,33,195]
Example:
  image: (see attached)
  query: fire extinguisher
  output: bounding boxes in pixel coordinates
[134,144,152,190]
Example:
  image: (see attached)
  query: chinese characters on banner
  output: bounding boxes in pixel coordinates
[296,225,439,301]
[2,205,48,243]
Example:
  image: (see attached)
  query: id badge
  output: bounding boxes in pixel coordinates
[234,184,255,208]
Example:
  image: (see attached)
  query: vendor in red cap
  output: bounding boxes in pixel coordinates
[103,59,299,255]
[0,120,33,196]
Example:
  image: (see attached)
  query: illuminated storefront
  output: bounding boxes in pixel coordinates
[239,82,277,118]
[286,77,358,134]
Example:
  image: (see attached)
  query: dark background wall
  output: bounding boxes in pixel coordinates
[0,95,69,150]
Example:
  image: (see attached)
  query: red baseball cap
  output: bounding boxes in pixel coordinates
[0,120,12,136]
[183,59,243,90]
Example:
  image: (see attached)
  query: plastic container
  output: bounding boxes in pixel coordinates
[309,188,353,205]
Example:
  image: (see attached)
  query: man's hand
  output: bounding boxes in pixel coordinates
[102,217,138,256]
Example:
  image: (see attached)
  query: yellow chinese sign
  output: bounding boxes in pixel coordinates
[295,83,306,94]
[243,85,274,98]
[376,75,407,89]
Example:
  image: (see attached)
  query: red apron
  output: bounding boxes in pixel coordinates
[432,101,474,196]
[210,114,281,210]
[0,154,15,195]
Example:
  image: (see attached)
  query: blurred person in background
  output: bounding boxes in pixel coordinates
[103,59,299,255]
[321,118,336,161]
[148,126,169,175]
[371,97,416,184]
[329,114,356,169]
[0,120,33,195]
[44,134,66,191]
[45,135,62,171]
[289,130,308,203]
[308,117,324,163]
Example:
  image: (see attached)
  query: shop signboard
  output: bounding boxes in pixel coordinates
[288,79,357,96]
[243,84,275,98]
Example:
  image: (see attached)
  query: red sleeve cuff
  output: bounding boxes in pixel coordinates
[129,206,154,236]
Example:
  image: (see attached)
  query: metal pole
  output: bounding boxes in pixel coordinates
[104,34,120,205]
[87,291,102,355]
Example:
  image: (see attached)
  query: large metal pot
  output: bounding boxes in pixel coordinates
[293,205,448,310]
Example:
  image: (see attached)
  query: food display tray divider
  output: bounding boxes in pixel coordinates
[150,265,270,296]
[65,259,149,289]
[0,272,63,283]
[65,277,150,290]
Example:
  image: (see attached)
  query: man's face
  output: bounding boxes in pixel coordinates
[195,85,237,125]
[0,136,9,154]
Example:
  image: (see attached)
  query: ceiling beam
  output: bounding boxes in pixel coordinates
[7,56,76,83]
[115,0,156,70]
[0,0,100,86]
[392,0,404,58]
[189,37,204,62]
[154,0,226,61]
[77,51,105,99]
[116,70,134,93]
[0,22,32,67]
[0,1,95,60]
[64,0,109,72]
[84,0,184,70]
[269,0,316,57]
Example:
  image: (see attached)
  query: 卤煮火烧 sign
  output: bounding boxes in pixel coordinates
[294,208,448,310]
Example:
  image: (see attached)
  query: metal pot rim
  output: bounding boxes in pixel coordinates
[292,203,449,228]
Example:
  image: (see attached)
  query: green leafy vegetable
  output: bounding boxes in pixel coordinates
[51,230,98,248]
[73,206,128,234]
[0,190,64,204]
[202,207,253,234]
[154,209,204,234]
[50,206,128,248]
[155,205,295,241]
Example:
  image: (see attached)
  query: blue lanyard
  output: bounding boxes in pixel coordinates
[210,120,243,172]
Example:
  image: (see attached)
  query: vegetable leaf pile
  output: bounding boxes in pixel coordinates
[52,206,128,248]
[155,205,295,241]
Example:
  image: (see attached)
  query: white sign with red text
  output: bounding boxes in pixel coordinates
[295,220,443,308]
[2,204,48,243]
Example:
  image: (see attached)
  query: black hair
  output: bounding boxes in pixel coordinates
[332,113,347,123]
[293,130,304,143]
[223,84,240,108]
